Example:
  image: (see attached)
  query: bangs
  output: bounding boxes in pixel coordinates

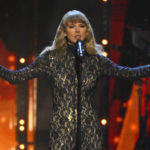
[62,10,88,26]
[64,16,86,25]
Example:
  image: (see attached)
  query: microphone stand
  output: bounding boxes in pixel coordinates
[75,40,84,150]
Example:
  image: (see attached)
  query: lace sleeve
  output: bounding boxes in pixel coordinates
[0,51,50,84]
[97,55,150,79]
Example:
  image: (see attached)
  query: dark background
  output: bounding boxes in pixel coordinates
[0,0,104,55]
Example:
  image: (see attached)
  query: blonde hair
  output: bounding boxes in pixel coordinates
[42,10,103,55]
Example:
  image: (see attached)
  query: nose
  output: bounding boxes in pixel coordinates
[75,26,80,33]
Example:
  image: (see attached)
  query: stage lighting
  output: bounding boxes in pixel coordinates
[130,124,138,132]
[116,116,123,123]
[28,145,34,150]
[10,147,16,150]
[114,136,119,143]
[18,119,25,132]
[9,65,15,70]
[19,57,26,64]
[1,116,6,123]
[19,144,25,150]
[123,101,128,108]
[102,51,108,57]
[19,119,25,125]
[99,0,110,53]
[8,55,16,63]
[19,125,25,132]
[102,0,109,3]
[101,38,109,46]
[100,118,108,126]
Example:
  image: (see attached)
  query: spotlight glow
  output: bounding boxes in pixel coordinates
[1,116,7,123]
[19,119,25,125]
[101,38,109,46]
[9,65,15,70]
[19,58,26,64]
[102,0,109,3]
[19,144,25,150]
[123,102,128,108]
[8,55,16,62]
[116,116,123,123]
[102,51,108,57]
[100,118,107,126]
[28,145,34,150]
[130,124,138,132]
[114,136,119,143]
[19,125,25,132]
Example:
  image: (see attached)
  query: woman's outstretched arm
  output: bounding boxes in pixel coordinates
[0,51,50,84]
[97,55,150,79]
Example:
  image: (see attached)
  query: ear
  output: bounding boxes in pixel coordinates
[64,30,67,36]
[64,32,67,36]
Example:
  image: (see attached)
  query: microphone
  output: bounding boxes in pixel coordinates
[76,40,85,57]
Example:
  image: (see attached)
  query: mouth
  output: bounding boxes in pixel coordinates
[75,35,81,40]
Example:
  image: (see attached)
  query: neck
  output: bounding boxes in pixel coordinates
[66,37,76,46]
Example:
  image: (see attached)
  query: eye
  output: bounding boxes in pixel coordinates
[79,24,86,28]
[68,25,74,28]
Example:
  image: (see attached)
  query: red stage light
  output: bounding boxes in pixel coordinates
[114,136,119,143]
[116,116,123,123]
[8,55,16,63]
[9,65,15,71]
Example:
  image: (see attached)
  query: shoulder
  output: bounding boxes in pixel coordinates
[91,53,113,66]
[32,47,56,65]
[91,53,105,60]
[37,46,59,61]
[39,46,54,56]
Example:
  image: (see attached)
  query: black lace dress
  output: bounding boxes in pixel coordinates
[1,45,150,150]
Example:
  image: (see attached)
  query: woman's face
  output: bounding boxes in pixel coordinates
[65,21,87,43]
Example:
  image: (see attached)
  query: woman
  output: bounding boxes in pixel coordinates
[0,10,150,150]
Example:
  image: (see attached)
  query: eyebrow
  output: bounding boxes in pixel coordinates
[67,22,86,26]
